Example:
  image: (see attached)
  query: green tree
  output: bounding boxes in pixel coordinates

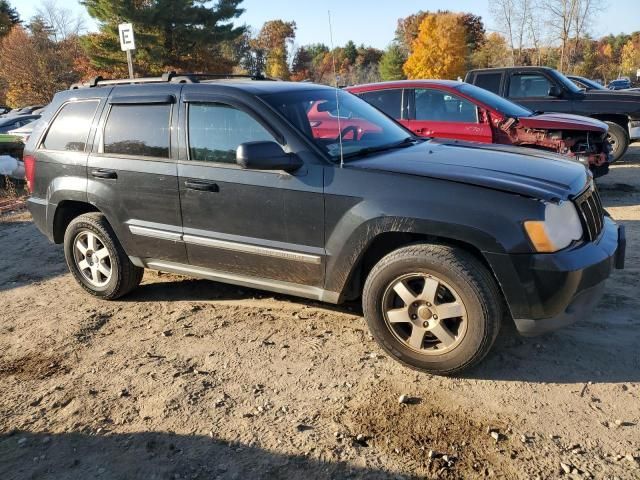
[80,0,246,76]
[343,40,357,64]
[379,44,406,80]
[0,0,20,38]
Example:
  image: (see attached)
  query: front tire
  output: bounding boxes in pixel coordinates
[605,121,630,163]
[362,244,502,375]
[63,213,143,299]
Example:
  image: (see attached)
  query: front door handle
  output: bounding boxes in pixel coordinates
[184,180,219,192]
[90,169,118,179]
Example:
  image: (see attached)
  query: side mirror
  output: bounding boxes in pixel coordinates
[236,141,303,172]
[548,85,563,97]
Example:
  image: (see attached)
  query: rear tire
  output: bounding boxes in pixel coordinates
[63,213,143,299]
[362,243,502,375]
[605,122,629,163]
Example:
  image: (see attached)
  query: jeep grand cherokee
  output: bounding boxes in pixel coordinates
[25,73,626,375]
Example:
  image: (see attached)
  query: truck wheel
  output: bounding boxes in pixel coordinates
[63,213,143,299]
[362,244,502,375]
[605,122,629,163]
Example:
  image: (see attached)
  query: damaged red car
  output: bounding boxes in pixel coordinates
[346,80,611,177]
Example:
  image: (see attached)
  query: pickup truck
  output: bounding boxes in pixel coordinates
[464,66,640,161]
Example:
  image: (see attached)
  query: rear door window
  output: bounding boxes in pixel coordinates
[474,73,502,94]
[40,101,99,151]
[103,104,171,158]
[358,89,403,119]
[508,73,552,98]
[414,89,478,122]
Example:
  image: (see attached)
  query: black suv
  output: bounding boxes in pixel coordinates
[25,74,625,375]
[465,66,640,161]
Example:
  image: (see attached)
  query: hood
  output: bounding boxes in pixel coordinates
[347,139,589,202]
[517,112,607,133]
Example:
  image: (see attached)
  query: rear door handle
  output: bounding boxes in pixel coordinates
[184,180,219,192]
[90,169,117,179]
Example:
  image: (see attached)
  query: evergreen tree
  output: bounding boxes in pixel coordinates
[0,0,20,38]
[80,0,246,76]
[379,44,406,81]
[343,40,357,64]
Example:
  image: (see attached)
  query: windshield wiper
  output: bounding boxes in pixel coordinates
[340,136,423,161]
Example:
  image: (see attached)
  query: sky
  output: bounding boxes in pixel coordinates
[14,0,640,50]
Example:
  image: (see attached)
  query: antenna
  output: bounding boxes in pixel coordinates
[328,10,344,168]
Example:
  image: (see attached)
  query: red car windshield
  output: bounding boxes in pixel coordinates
[456,83,533,118]
[260,88,412,161]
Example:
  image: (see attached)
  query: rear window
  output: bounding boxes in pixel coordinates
[103,104,171,158]
[474,73,502,94]
[41,101,99,151]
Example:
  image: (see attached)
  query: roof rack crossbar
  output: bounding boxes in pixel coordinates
[69,71,273,90]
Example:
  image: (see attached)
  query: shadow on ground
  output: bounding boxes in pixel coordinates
[0,219,66,293]
[0,431,411,480]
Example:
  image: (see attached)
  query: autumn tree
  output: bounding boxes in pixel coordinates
[80,0,246,76]
[0,21,82,107]
[253,20,296,79]
[544,0,602,71]
[621,39,640,78]
[403,13,467,80]
[471,32,511,68]
[379,44,406,80]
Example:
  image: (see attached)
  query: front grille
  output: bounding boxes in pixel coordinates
[574,184,605,241]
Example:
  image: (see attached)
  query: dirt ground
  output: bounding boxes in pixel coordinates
[1,146,639,480]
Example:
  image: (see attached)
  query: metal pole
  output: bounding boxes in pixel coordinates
[126,50,134,79]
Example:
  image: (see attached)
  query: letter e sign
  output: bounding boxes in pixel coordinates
[119,23,135,51]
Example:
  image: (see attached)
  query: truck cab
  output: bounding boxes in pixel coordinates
[465,66,640,161]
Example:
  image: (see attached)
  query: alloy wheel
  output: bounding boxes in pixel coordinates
[382,273,468,355]
[73,230,112,287]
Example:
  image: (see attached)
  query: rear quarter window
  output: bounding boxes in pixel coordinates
[40,100,99,151]
[474,73,502,94]
[103,104,171,158]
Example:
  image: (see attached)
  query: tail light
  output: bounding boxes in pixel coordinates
[23,154,36,193]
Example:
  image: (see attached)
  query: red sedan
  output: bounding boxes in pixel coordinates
[346,80,611,177]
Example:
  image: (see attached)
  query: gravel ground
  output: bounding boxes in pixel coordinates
[0,145,639,480]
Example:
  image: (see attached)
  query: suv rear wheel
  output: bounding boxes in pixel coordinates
[605,121,630,162]
[63,213,143,299]
[362,244,501,375]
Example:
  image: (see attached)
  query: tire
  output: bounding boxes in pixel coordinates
[605,121,630,163]
[362,243,502,375]
[63,212,143,299]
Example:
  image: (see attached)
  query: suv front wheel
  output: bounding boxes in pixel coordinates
[63,213,143,299]
[362,244,502,375]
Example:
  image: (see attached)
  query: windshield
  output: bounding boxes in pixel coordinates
[456,83,532,118]
[260,88,413,161]
[554,71,583,94]
[574,76,605,90]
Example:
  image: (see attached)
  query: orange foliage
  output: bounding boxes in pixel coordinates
[403,13,467,80]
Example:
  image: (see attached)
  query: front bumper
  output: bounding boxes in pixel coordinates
[486,218,625,336]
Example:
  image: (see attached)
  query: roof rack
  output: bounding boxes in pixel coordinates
[70,71,272,90]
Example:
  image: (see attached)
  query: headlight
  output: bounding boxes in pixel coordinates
[524,201,583,253]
